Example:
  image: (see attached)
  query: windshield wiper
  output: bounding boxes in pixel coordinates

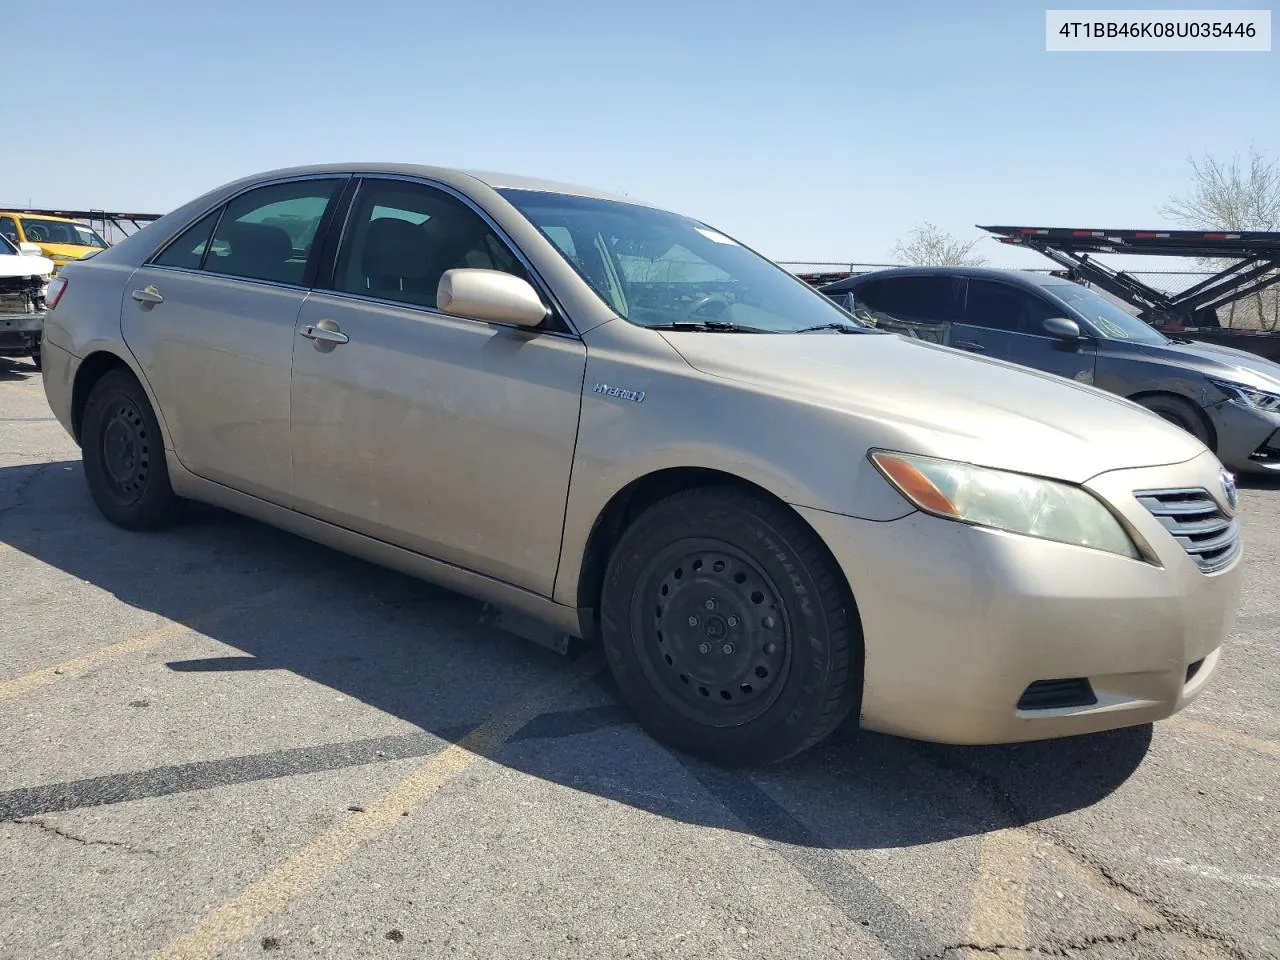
[794,322,868,334]
[644,320,770,333]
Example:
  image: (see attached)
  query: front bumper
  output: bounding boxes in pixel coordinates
[799,449,1242,745]
[0,310,44,357]
[1206,400,1280,473]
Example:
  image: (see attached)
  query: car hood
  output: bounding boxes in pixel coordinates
[660,330,1208,484]
[36,242,97,261]
[0,254,54,278]
[1141,337,1280,390]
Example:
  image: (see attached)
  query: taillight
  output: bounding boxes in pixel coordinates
[46,276,69,310]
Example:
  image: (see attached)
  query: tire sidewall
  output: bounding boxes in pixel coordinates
[600,491,852,765]
[1138,395,1210,445]
[81,369,179,529]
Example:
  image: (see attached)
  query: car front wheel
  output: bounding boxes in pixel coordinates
[600,486,862,766]
[81,368,184,530]
[1134,393,1212,447]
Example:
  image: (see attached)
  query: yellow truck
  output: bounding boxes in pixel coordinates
[0,211,110,272]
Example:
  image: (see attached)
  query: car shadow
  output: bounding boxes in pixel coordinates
[0,358,38,382]
[0,459,1152,851]
[1238,472,1280,492]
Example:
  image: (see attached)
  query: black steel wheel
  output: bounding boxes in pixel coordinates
[81,368,184,530]
[634,543,792,726]
[600,486,862,766]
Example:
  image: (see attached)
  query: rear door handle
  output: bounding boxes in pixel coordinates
[300,323,349,345]
[953,339,986,353]
[131,285,164,305]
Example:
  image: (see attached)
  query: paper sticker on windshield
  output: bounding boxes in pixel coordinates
[695,227,738,245]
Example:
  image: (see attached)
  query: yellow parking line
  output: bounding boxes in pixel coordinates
[0,622,189,701]
[149,649,605,960]
[1170,716,1279,758]
[965,827,1031,956]
[0,587,293,701]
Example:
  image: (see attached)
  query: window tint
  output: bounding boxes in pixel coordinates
[333,180,526,310]
[853,277,956,323]
[964,280,1057,333]
[0,217,17,243]
[153,209,223,270]
[203,180,339,285]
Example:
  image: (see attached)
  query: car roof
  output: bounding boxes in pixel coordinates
[819,265,1072,293]
[2,212,82,223]
[209,163,663,210]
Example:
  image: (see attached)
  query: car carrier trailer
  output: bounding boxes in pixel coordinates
[978,224,1280,361]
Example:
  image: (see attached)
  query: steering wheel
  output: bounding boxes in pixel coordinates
[687,293,732,319]
[24,225,47,242]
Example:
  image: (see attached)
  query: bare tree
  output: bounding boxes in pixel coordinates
[1161,146,1280,232]
[1161,146,1280,330]
[892,222,988,267]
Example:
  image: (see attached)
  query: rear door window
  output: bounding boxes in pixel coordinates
[152,209,223,271]
[202,180,341,286]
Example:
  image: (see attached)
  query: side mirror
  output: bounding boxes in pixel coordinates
[437,268,548,328]
[18,242,43,256]
[1043,316,1083,340]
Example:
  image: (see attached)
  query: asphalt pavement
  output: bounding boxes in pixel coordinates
[1,356,1277,960]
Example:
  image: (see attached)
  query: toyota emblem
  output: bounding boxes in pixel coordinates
[1220,468,1239,512]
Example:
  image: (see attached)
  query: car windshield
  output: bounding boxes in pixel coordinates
[1043,282,1168,344]
[20,217,108,248]
[497,189,869,333]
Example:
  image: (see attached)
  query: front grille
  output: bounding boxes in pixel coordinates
[1134,488,1240,574]
[1017,678,1098,710]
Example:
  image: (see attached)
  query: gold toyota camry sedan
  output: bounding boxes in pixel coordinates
[40,164,1243,766]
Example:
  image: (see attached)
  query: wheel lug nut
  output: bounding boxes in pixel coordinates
[764,642,778,655]
[727,616,739,627]
[698,642,711,654]
[704,599,716,611]
[722,643,735,655]
[688,616,699,627]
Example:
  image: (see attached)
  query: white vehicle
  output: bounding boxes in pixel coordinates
[0,233,54,369]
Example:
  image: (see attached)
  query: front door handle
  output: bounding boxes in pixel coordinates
[954,339,986,353]
[300,322,349,345]
[131,285,164,305]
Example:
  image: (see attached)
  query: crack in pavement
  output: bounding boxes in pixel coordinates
[8,816,159,856]
[926,923,1160,957]
[912,745,1245,960]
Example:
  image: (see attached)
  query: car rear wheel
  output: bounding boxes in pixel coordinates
[81,368,184,530]
[31,348,41,372]
[599,486,862,766]
[1134,394,1211,447]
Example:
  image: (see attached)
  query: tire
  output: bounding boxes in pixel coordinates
[599,486,862,766]
[1134,394,1211,447]
[81,368,184,530]
[31,348,41,372]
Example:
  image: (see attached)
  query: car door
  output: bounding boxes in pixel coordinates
[289,177,588,597]
[848,275,960,343]
[960,278,1097,382]
[120,176,347,504]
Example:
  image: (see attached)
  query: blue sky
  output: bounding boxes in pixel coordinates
[2,0,1276,266]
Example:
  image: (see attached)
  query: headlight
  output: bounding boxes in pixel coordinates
[1209,378,1280,414]
[870,450,1140,558]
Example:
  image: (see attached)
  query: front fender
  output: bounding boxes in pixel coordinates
[552,324,915,608]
